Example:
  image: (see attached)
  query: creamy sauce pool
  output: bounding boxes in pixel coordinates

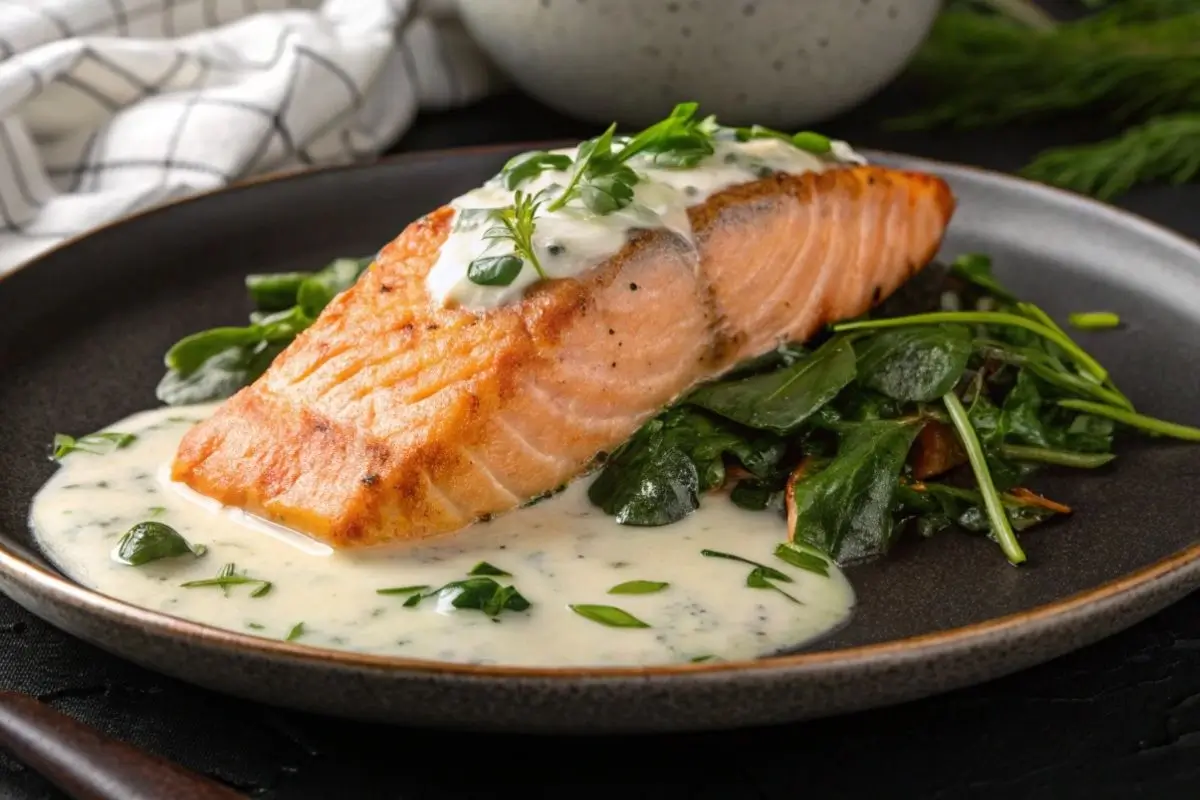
[29,406,854,667]
[427,137,864,310]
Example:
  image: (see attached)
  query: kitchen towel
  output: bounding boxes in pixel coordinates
[0,0,497,275]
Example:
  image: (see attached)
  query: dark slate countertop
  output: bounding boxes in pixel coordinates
[2,89,1198,800]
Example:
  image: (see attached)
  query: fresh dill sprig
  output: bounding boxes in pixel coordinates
[1021,114,1200,199]
[895,2,1200,198]
[895,8,1200,131]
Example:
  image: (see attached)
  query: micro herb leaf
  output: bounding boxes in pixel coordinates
[51,431,136,461]
[181,563,273,598]
[112,522,207,566]
[608,580,670,595]
[569,604,651,628]
[468,561,512,577]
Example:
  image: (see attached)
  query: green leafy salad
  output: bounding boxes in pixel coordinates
[156,251,1200,569]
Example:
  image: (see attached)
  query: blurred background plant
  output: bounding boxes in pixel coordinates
[896,0,1200,199]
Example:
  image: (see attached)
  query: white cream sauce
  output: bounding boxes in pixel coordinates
[29,406,854,667]
[427,136,865,310]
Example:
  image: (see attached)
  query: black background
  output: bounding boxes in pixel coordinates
[4,36,1200,800]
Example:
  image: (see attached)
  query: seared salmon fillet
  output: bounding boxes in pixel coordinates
[172,167,955,548]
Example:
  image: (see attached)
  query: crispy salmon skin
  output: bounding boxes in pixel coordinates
[172,167,955,548]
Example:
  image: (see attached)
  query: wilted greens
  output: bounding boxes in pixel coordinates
[586,253,1200,567]
[157,256,372,405]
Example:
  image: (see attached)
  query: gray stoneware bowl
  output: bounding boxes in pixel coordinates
[1,146,1200,733]
[456,0,942,127]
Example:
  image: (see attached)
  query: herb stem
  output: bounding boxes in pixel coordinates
[999,444,1116,468]
[942,392,1027,565]
[974,340,1133,410]
[1057,399,1200,441]
[834,311,1109,382]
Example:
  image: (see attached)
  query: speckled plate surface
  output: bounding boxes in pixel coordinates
[1,145,1199,733]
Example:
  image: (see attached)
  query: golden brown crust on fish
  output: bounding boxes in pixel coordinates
[172,166,955,548]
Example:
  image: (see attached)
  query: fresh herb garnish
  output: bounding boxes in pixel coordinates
[568,604,651,628]
[181,563,272,597]
[734,125,833,154]
[467,561,512,577]
[700,549,793,581]
[499,150,573,190]
[402,576,530,617]
[375,584,429,596]
[1068,311,1121,330]
[467,190,547,287]
[111,522,207,566]
[1057,399,1200,441]
[608,580,669,595]
[285,622,305,642]
[50,431,136,461]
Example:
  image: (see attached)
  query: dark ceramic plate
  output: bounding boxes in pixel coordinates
[2,146,1199,734]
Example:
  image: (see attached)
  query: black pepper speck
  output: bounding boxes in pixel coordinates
[629,282,639,291]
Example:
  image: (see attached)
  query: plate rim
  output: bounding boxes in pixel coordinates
[3,143,1200,682]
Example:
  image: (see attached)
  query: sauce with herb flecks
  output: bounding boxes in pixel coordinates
[29,406,854,667]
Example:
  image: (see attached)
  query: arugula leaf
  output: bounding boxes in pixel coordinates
[688,337,857,434]
[855,325,972,402]
[112,522,207,566]
[51,431,136,461]
[789,419,922,564]
[499,150,572,189]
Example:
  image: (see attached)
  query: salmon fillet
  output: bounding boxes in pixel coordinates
[172,167,955,548]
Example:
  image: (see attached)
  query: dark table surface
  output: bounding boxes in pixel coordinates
[3,85,1200,799]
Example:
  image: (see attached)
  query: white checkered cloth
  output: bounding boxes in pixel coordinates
[0,0,498,274]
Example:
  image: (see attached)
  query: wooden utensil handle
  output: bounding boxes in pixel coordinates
[0,691,243,800]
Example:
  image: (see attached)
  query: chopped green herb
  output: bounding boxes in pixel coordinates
[746,567,803,605]
[608,580,669,595]
[246,622,265,631]
[1068,311,1121,330]
[51,431,136,461]
[700,549,793,582]
[146,506,167,518]
[285,622,305,642]
[568,604,651,628]
[181,563,272,598]
[403,577,530,617]
[689,655,716,663]
[376,584,430,596]
[112,522,206,566]
[467,561,512,577]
